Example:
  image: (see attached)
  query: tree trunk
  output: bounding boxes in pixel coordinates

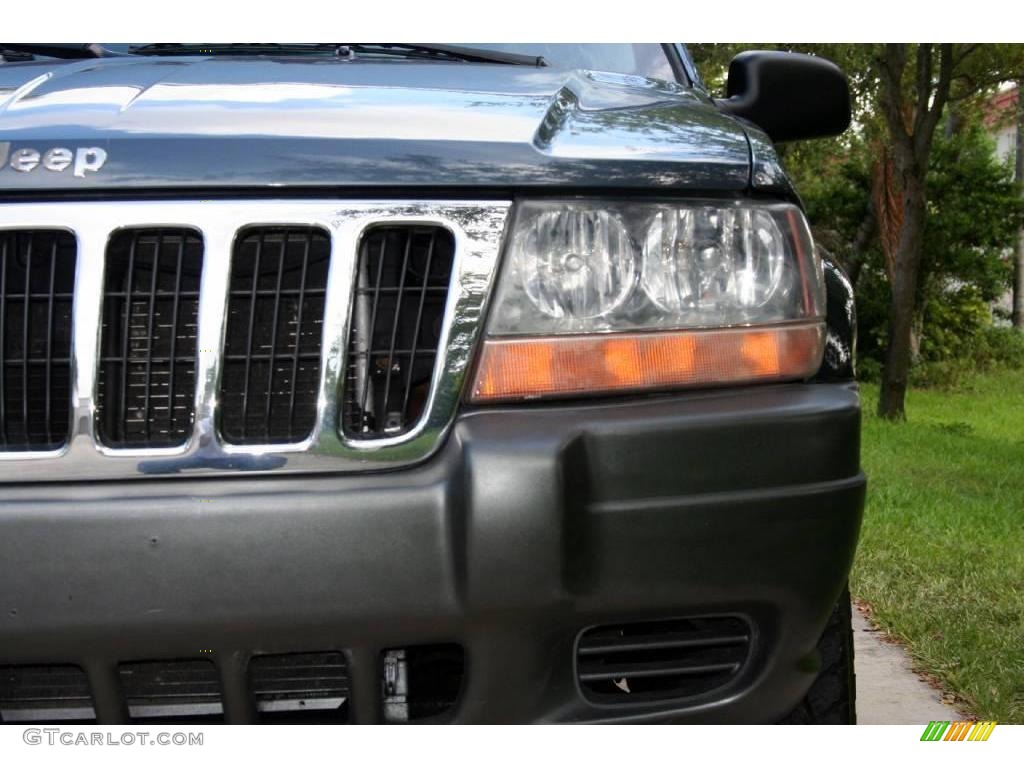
[874,43,953,420]
[878,177,928,420]
[1013,85,1024,329]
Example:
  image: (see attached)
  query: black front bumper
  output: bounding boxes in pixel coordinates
[0,382,864,724]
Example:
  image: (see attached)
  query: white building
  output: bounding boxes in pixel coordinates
[985,86,1019,322]
[988,86,1019,165]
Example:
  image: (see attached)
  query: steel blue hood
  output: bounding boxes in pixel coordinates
[0,56,753,191]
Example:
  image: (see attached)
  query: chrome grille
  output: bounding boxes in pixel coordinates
[0,200,509,481]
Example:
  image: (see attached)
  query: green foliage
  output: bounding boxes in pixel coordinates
[856,356,884,384]
[919,287,993,362]
[907,360,972,391]
[852,264,892,365]
[911,124,1021,378]
[922,122,1021,301]
[973,325,1024,368]
[912,321,1024,392]
[686,43,746,92]
[780,134,875,266]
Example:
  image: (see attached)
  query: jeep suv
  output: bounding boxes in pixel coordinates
[0,43,863,724]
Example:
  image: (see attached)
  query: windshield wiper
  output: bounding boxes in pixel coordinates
[130,43,343,57]
[343,44,546,67]
[0,43,111,61]
[129,43,545,66]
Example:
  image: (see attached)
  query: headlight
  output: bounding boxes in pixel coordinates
[470,200,825,402]
[515,207,635,321]
[642,207,790,316]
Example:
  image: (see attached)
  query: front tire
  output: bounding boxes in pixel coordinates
[779,587,857,724]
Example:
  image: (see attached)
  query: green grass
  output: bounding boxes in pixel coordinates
[853,369,1024,723]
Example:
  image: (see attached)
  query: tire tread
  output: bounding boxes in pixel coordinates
[779,587,856,724]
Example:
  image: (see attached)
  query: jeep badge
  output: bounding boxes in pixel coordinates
[0,143,108,177]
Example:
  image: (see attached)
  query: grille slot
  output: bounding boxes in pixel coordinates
[0,664,95,723]
[576,616,751,704]
[96,229,203,448]
[219,227,330,444]
[382,644,465,723]
[118,659,222,722]
[343,226,454,438]
[0,230,76,451]
[249,651,349,723]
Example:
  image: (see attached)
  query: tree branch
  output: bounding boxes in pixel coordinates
[949,71,1012,102]
[912,44,933,139]
[917,43,954,161]
[877,44,913,157]
[953,43,980,67]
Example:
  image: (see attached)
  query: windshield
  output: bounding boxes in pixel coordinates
[8,43,681,82]
[461,44,677,80]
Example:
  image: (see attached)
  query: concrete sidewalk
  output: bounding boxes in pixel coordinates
[853,607,961,724]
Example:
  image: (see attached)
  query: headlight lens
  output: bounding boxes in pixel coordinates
[642,207,789,316]
[473,200,826,402]
[516,207,635,322]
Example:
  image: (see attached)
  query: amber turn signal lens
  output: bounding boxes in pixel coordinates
[469,323,825,403]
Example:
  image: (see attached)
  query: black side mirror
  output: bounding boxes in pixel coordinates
[716,51,851,143]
